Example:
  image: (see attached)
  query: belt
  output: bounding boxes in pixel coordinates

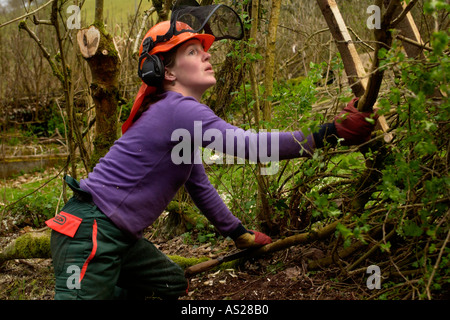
[64,175,95,205]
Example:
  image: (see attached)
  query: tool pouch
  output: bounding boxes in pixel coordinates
[45,176,89,238]
[46,211,82,238]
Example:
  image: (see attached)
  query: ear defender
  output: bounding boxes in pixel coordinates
[137,37,165,87]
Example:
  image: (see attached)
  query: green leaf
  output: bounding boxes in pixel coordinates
[365,117,375,125]
[403,220,423,237]
[380,242,391,253]
[336,223,353,239]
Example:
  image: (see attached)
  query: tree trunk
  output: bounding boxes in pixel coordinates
[77,21,121,169]
[206,52,244,118]
[249,0,261,128]
[262,0,281,122]
[255,0,282,235]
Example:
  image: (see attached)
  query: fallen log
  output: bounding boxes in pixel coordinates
[185,220,342,276]
[251,220,339,257]
[0,229,51,266]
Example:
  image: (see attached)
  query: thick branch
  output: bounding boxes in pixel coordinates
[185,220,342,277]
[391,0,418,28]
[95,0,104,24]
[0,230,51,266]
[251,220,340,257]
[358,0,402,113]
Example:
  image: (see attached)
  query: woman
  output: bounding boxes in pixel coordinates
[46,20,376,300]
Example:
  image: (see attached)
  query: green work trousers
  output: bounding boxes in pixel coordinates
[49,176,187,300]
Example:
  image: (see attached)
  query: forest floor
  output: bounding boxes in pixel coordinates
[0,225,371,300]
[0,167,372,301]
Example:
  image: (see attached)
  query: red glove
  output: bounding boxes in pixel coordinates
[334,97,378,146]
[234,230,272,249]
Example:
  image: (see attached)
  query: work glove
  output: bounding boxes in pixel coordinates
[230,224,272,249]
[334,97,378,146]
[234,230,272,249]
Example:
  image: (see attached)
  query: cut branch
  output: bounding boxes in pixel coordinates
[185,220,342,277]
[316,0,368,97]
[391,1,426,59]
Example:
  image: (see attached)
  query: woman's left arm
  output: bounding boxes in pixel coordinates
[184,150,271,248]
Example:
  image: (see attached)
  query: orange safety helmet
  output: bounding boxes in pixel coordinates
[139,20,215,57]
[123,0,243,134]
[122,21,215,134]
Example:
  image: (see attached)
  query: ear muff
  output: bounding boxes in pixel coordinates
[138,53,165,87]
[137,37,165,87]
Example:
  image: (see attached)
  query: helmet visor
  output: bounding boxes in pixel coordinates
[171,0,244,41]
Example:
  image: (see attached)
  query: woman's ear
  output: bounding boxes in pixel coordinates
[164,67,176,82]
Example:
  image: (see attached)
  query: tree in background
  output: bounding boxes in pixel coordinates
[77,0,121,169]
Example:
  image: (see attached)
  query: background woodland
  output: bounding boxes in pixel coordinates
[0,0,449,300]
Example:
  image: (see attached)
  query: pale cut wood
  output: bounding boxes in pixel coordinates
[77,26,100,59]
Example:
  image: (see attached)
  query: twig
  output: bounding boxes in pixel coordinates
[0,0,54,29]
[425,212,450,300]
[396,34,433,52]
[18,21,64,84]
[132,7,156,57]
[346,228,395,272]
[347,26,375,51]
[391,0,419,28]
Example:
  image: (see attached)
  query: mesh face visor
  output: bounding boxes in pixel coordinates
[171,2,244,41]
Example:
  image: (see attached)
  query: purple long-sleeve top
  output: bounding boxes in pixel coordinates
[80,91,315,239]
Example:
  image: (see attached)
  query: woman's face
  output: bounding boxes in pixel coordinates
[164,39,216,100]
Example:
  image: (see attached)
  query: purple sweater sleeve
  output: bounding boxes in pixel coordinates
[184,151,242,237]
[172,97,316,162]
